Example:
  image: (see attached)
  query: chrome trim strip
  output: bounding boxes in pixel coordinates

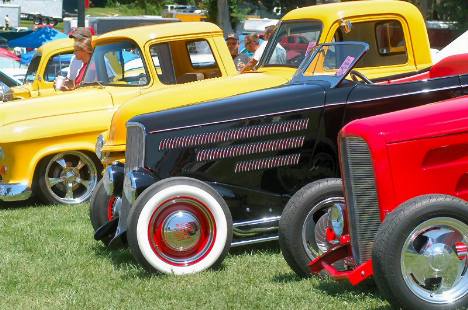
[233,216,281,227]
[347,84,461,105]
[231,235,279,247]
[159,120,308,151]
[196,136,305,161]
[235,153,301,173]
[149,106,322,134]
[0,183,32,201]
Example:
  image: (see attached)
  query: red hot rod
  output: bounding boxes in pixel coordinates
[279,95,468,309]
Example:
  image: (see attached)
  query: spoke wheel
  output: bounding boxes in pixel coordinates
[401,217,467,304]
[38,151,99,205]
[373,194,468,309]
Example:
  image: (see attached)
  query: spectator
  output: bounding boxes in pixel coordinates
[241,25,286,73]
[57,38,93,90]
[67,27,92,82]
[4,14,10,30]
[226,33,250,71]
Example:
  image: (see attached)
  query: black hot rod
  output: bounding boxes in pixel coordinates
[92,42,468,275]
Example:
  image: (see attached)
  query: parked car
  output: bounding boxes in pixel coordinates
[98,0,436,172]
[10,38,75,100]
[94,0,436,218]
[283,95,468,309]
[0,22,238,205]
[96,42,468,275]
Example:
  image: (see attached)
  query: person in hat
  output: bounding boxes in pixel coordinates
[226,33,250,71]
[67,27,92,82]
[57,37,93,90]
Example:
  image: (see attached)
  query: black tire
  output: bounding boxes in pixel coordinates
[373,194,468,309]
[127,177,233,275]
[36,151,101,205]
[89,179,117,246]
[279,178,344,277]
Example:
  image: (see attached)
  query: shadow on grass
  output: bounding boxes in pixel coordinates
[0,196,48,210]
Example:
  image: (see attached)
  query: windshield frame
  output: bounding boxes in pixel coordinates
[258,19,323,69]
[81,39,150,88]
[24,53,41,84]
[290,41,369,88]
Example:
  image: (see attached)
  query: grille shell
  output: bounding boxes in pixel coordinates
[341,137,381,264]
[125,122,146,173]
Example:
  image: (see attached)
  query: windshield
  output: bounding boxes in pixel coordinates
[292,42,369,88]
[24,54,41,84]
[82,40,148,87]
[261,20,322,68]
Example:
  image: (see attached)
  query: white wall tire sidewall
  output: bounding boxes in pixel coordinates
[136,184,228,275]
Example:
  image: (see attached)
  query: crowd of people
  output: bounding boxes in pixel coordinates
[224,24,285,73]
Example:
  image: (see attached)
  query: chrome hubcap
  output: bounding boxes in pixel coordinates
[148,197,215,266]
[162,211,201,252]
[45,151,98,204]
[401,217,468,303]
[302,197,345,259]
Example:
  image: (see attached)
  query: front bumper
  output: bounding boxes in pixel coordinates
[308,242,373,285]
[0,183,32,201]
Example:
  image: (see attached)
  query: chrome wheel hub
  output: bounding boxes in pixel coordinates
[162,211,201,252]
[302,197,345,259]
[401,217,468,303]
[45,151,98,204]
[148,197,216,266]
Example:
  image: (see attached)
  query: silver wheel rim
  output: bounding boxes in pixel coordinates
[44,151,98,204]
[302,196,345,259]
[401,217,468,304]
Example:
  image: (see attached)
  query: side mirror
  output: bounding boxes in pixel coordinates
[340,19,352,34]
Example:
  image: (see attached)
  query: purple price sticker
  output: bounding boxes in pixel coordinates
[335,56,355,76]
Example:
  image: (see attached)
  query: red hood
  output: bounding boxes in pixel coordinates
[342,95,468,143]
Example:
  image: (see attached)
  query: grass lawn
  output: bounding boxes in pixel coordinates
[0,202,390,309]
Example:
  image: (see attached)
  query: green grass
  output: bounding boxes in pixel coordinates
[0,202,390,309]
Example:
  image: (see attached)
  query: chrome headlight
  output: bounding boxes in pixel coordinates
[0,147,4,161]
[123,172,137,203]
[95,134,105,160]
[328,203,345,237]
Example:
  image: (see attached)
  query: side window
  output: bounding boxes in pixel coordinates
[150,43,177,85]
[375,21,406,55]
[186,40,216,68]
[44,53,72,82]
[333,19,407,68]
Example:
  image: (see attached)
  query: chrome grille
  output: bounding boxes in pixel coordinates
[341,137,380,264]
[125,122,145,173]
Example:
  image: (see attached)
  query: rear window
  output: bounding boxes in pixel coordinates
[375,21,406,56]
[186,40,217,68]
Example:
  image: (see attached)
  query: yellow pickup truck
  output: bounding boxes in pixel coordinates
[10,38,75,100]
[0,22,237,205]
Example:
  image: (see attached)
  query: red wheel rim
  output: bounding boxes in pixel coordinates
[107,195,117,221]
[147,196,216,266]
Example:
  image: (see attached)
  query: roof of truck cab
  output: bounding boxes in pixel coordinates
[94,22,223,46]
[283,0,422,23]
[37,37,74,55]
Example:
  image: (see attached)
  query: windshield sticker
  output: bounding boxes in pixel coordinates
[305,41,317,56]
[335,56,355,77]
